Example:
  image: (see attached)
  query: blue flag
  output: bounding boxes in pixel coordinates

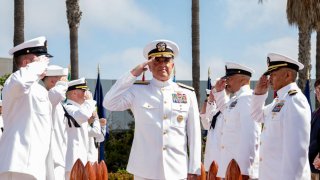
[93,68,109,162]
[207,76,212,90]
[304,79,312,112]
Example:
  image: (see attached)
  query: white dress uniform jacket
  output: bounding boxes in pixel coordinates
[64,99,96,172]
[251,82,311,180]
[103,71,201,179]
[87,119,105,162]
[49,81,68,179]
[214,85,260,178]
[200,102,224,171]
[0,61,51,180]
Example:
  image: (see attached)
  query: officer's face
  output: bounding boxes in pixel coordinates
[269,68,288,91]
[45,76,65,90]
[149,57,174,81]
[225,74,243,93]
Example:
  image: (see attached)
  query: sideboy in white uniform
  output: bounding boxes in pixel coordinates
[43,65,69,180]
[0,37,53,180]
[64,78,96,180]
[200,85,227,171]
[103,39,201,180]
[251,53,311,180]
[214,63,260,179]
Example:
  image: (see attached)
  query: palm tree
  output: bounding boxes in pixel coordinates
[286,0,317,91]
[13,0,24,72]
[192,0,200,105]
[66,0,82,80]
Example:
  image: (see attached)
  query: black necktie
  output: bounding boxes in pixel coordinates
[210,111,221,129]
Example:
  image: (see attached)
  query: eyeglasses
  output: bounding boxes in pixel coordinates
[153,57,173,64]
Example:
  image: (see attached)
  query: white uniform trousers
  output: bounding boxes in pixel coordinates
[0,172,36,180]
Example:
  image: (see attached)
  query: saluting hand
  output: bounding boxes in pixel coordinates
[254,75,269,95]
[84,90,93,100]
[214,78,226,92]
[99,118,107,126]
[131,57,155,77]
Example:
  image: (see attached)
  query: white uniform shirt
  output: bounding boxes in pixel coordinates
[49,82,69,168]
[87,119,105,162]
[251,82,311,180]
[200,102,224,171]
[0,61,51,180]
[64,99,96,172]
[214,85,260,178]
[103,71,201,180]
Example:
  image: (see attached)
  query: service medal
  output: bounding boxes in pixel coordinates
[177,115,184,122]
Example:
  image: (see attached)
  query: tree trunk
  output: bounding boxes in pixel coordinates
[13,0,24,72]
[297,26,312,92]
[66,0,82,80]
[69,26,79,80]
[192,0,200,105]
[316,31,320,109]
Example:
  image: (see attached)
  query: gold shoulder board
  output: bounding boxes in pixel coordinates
[134,80,150,85]
[288,90,297,96]
[177,82,194,91]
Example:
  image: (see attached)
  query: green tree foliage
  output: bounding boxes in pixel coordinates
[104,122,134,173]
[0,74,11,87]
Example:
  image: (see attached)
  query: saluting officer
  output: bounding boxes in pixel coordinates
[0,37,52,180]
[200,81,228,172]
[42,65,69,180]
[103,39,201,179]
[64,78,97,180]
[251,53,311,180]
[214,62,260,180]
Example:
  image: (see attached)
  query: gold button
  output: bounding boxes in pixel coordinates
[163,115,167,119]
[163,147,167,150]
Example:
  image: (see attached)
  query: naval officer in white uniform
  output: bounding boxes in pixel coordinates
[63,78,97,180]
[214,62,261,179]
[42,65,69,180]
[103,39,201,180]
[251,53,311,180]
[0,37,53,180]
[200,82,228,172]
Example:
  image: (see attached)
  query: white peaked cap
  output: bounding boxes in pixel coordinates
[46,65,68,76]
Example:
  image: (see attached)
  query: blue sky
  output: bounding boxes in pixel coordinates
[0,0,317,81]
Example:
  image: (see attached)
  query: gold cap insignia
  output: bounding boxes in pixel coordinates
[156,42,166,52]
